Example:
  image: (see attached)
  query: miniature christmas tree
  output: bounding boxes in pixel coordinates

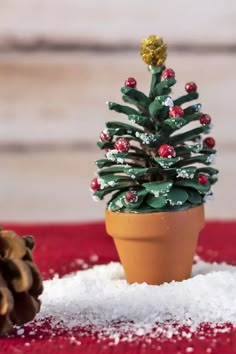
[91,35,218,213]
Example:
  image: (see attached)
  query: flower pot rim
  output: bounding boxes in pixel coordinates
[106,203,204,216]
[105,204,205,239]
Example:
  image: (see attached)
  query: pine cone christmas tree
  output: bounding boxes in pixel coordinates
[0,229,43,336]
[91,35,218,212]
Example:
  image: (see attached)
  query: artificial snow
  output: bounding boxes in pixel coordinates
[37,260,236,340]
[207,154,216,164]
[176,169,195,179]
[115,199,123,208]
[135,132,156,144]
[105,149,119,161]
[92,195,100,202]
[203,192,215,203]
[97,178,117,190]
[168,199,183,206]
[116,157,124,164]
[163,96,174,107]
[192,103,202,112]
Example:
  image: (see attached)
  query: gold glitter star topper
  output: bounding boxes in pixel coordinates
[140,35,167,67]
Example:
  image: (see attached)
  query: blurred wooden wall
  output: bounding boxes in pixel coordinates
[0,0,235,221]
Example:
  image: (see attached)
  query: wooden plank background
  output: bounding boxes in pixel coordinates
[0,0,236,46]
[0,1,235,221]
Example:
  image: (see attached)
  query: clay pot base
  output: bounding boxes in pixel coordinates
[105,205,205,285]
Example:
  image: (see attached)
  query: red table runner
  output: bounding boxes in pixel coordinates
[1,221,236,354]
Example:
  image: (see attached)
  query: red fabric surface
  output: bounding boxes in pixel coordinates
[0,221,236,353]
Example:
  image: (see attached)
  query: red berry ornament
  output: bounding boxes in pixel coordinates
[162,68,175,80]
[169,106,184,118]
[114,138,130,152]
[203,137,215,148]
[125,190,139,203]
[100,130,112,142]
[158,144,176,158]
[124,77,137,88]
[199,114,211,125]
[185,81,197,93]
[91,177,100,191]
[198,174,208,185]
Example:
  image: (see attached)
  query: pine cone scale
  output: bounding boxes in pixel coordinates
[0,229,43,336]
[0,231,26,260]
[26,261,43,297]
[5,259,33,293]
[10,292,41,326]
[0,315,13,336]
[0,287,13,315]
[23,236,35,250]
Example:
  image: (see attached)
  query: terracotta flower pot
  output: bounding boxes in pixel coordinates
[105,204,205,285]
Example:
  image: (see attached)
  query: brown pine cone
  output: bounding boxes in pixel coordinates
[0,229,43,336]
